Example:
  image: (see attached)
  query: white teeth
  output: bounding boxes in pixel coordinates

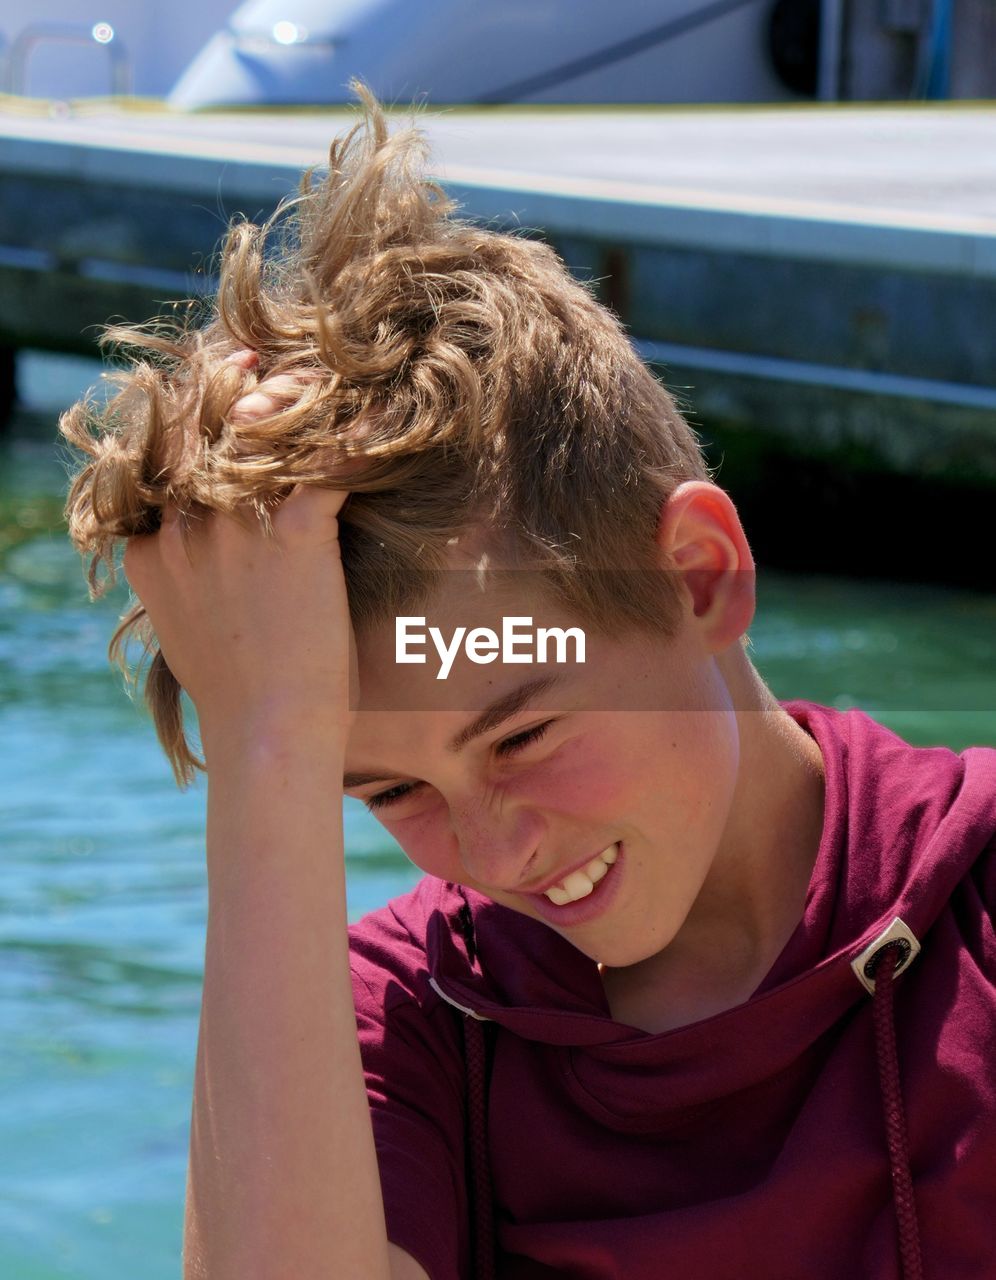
[587,859,610,885]
[544,845,618,905]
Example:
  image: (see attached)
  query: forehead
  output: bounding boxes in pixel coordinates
[351,573,697,725]
[354,568,585,712]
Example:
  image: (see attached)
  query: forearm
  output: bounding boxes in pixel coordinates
[183,729,391,1280]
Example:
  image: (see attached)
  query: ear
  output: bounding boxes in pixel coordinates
[655,481,756,651]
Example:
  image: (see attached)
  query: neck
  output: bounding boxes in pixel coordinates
[601,657,826,1028]
[693,661,825,965]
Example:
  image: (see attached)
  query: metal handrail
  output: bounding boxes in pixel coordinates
[2,23,132,97]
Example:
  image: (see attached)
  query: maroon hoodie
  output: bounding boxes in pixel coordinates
[348,701,996,1279]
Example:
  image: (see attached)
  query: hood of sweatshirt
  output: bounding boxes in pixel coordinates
[423,702,996,1067]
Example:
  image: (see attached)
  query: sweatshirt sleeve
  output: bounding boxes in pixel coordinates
[349,902,470,1280]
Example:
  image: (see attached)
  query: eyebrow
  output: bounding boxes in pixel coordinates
[447,673,562,752]
[342,674,563,790]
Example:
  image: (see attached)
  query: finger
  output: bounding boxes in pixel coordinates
[272,482,351,530]
[224,349,259,370]
[229,390,282,422]
[229,374,312,424]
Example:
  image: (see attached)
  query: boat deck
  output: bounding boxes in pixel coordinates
[1,102,994,273]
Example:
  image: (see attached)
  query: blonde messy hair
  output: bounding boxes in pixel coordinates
[60,85,709,786]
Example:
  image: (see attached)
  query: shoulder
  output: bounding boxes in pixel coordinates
[348,876,468,1069]
[349,874,444,1004]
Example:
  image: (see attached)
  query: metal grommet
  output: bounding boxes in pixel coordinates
[851,917,921,995]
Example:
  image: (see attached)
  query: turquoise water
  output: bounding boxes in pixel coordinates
[2,355,995,1279]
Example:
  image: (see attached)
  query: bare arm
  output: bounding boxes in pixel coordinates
[182,727,394,1279]
[124,443,431,1279]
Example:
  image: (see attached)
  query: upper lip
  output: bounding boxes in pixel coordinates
[516,843,618,896]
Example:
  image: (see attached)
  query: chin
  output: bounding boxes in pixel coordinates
[589,931,679,971]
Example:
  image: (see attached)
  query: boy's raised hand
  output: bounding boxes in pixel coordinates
[148,354,397,1280]
[122,355,357,761]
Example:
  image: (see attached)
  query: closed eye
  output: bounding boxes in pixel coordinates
[365,781,421,812]
[495,720,553,757]
[365,721,556,811]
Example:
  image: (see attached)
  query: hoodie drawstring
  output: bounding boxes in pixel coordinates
[463,1012,496,1280]
[868,940,924,1280]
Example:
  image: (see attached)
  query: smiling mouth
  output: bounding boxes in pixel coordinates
[543,844,618,905]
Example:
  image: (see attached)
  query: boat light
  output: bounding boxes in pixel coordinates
[272,21,307,45]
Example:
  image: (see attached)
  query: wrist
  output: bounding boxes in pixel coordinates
[200,706,352,774]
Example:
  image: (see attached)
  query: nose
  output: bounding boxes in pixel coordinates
[449,795,543,892]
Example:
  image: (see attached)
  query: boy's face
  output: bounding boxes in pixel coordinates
[343,572,743,969]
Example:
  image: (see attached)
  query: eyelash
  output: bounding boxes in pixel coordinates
[365,783,417,812]
[494,720,551,757]
[364,721,554,812]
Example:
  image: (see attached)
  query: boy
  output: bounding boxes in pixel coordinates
[61,91,996,1279]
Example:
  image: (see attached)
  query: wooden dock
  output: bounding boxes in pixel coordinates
[1,101,995,498]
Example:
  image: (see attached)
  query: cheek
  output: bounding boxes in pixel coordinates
[656,709,740,839]
[512,738,642,818]
[382,801,462,880]
[518,715,737,829]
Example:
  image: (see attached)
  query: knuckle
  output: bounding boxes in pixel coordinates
[262,374,306,397]
[230,391,275,422]
[271,484,346,536]
[229,374,309,423]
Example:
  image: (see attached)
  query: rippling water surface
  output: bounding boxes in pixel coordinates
[2,356,994,1279]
